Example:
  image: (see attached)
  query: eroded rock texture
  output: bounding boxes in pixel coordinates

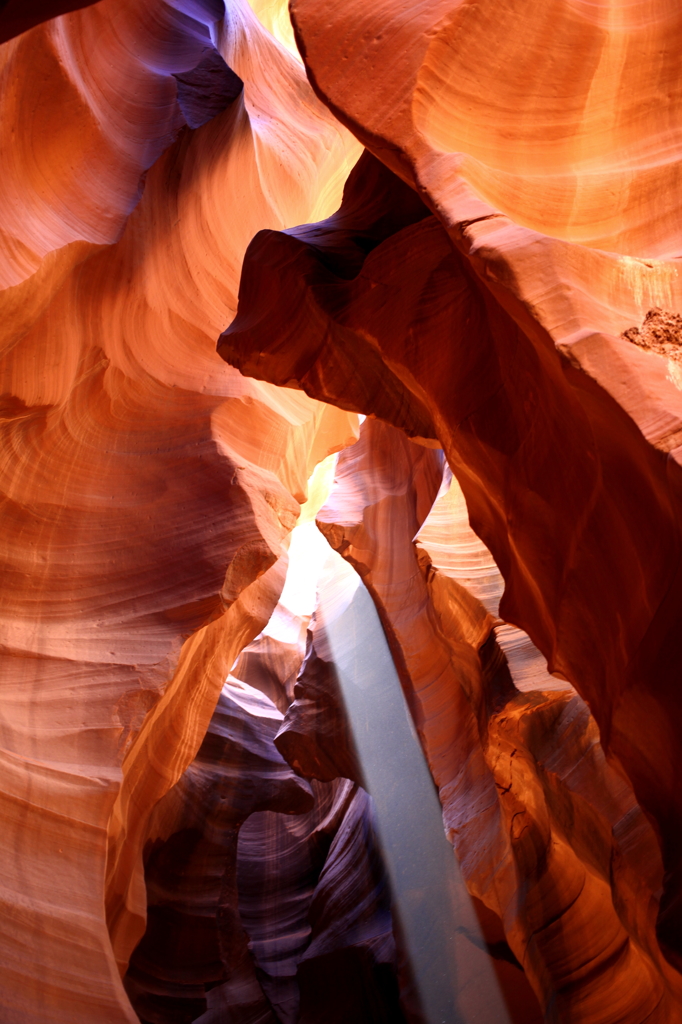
[5,0,682,1022]
[313,421,680,1021]
[125,679,314,1024]
[221,89,682,1021]
[126,660,409,1024]
[0,1,360,1020]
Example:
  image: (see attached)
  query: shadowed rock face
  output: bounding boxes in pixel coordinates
[0,0,102,44]
[309,419,677,1021]
[125,665,411,1024]
[238,779,409,1024]
[124,680,314,1024]
[274,632,363,786]
[5,0,682,1021]
[220,149,682,986]
[0,2,361,1020]
[173,49,244,130]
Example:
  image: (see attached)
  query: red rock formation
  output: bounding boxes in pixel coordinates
[124,679,314,1024]
[0,1,101,46]
[416,467,572,696]
[0,2,360,1021]
[6,0,682,1020]
[309,419,680,1020]
[221,144,682,983]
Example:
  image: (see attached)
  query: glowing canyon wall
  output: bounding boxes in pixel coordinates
[2,0,682,1022]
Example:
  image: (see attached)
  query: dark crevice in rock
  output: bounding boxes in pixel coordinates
[174,49,244,130]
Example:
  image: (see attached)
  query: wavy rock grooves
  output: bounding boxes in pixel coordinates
[0,1,360,1021]
[3,0,682,1022]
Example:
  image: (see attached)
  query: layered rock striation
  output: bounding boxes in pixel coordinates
[4,0,682,1022]
[221,141,682,990]
[0,2,359,1020]
[314,420,679,1021]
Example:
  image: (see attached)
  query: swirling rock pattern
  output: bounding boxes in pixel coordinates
[416,466,574,695]
[238,779,407,1024]
[124,679,314,1024]
[221,137,682,988]
[309,418,681,1020]
[125,660,408,1024]
[0,2,359,1021]
[6,0,682,1021]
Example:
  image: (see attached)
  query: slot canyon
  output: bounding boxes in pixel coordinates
[2,0,682,1021]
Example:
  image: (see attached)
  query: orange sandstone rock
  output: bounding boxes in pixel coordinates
[221,141,682,983]
[0,2,360,1020]
[313,419,682,1021]
[5,0,682,1020]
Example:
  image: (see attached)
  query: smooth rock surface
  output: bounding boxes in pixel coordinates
[0,2,359,1020]
[5,0,682,1021]
[221,143,682,985]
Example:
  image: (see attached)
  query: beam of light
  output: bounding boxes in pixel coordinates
[317,575,513,1024]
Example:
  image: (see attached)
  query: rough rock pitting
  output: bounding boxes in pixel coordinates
[623,308,682,364]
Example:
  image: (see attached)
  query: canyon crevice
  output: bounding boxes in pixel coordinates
[3,1,682,1022]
